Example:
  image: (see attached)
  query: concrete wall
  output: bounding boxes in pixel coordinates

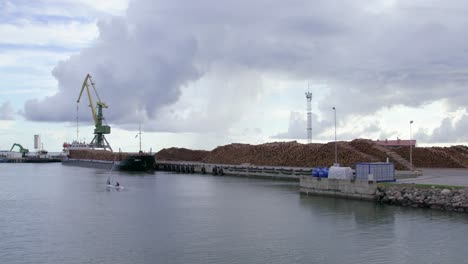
[156,161,312,181]
[300,176,377,200]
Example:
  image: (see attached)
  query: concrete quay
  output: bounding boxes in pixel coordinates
[299,176,378,201]
[156,160,313,181]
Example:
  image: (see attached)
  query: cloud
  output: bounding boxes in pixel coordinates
[415,113,468,143]
[273,111,329,140]
[0,0,128,22]
[273,112,307,139]
[0,101,14,120]
[336,123,382,141]
[21,0,468,140]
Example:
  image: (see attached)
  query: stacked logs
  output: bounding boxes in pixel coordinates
[68,149,129,161]
[202,141,376,167]
[156,147,209,162]
[349,139,389,162]
[393,146,467,168]
[152,139,468,169]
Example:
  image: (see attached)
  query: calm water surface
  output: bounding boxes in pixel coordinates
[0,163,467,264]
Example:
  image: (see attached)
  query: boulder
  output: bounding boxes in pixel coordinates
[441,189,451,196]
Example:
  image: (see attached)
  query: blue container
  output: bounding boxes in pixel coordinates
[317,168,329,178]
[312,168,319,177]
[321,168,329,178]
[318,169,324,177]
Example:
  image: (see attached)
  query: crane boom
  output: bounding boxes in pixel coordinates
[76,74,112,151]
[10,143,29,157]
[77,74,98,124]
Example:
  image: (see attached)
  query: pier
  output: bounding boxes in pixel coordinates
[156,160,313,181]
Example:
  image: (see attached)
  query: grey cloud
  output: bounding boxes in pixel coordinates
[416,114,468,143]
[273,112,307,140]
[22,0,468,139]
[272,111,328,140]
[272,110,391,142]
[378,129,399,141]
[0,101,14,120]
[24,14,201,125]
[335,123,382,141]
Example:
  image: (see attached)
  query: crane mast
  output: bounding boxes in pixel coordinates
[77,74,112,151]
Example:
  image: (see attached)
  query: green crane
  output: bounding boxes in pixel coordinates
[10,143,29,157]
[77,74,112,151]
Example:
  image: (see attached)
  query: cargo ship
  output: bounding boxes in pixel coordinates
[61,74,156,172]
[116,152,156,171]
[62,141,156,171]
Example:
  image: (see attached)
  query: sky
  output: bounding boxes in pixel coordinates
[1,0,468,152]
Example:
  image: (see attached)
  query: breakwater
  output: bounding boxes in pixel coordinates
[376,185,468,212]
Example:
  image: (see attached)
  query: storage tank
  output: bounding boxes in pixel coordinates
[319,168,329,178]
[312,168,319,177]
[328,166,353,179]
[34,135,41,150]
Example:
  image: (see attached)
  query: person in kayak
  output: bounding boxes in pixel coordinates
[115,181,120,187]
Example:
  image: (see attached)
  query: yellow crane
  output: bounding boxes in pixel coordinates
[77,74,112,151]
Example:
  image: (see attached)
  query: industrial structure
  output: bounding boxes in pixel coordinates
[305,91,312,144]
[77,74,112,151]
[10,143,29,157]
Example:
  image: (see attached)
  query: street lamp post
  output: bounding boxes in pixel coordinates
[410,120,414,171]
[332,107,337,166]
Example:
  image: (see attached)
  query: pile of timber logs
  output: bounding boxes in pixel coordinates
[152,139,468,169]
[393,146,468,168]
[349,139,389,162]
[156,147,209,162]
[68,149,129,161]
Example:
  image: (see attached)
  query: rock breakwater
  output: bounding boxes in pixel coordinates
[377,185,468,212]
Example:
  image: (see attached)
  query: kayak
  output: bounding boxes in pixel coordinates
[106,184,124,190]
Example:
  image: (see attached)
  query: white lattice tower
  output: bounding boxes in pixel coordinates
[305,92,312,144]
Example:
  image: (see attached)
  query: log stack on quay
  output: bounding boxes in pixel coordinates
[156,148,209,162]
[377,185,468,212]
[156,139,468,170]
[393,146,468,168]
[68,149,130,161]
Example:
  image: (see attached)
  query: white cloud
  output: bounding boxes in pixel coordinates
[0,0,129,20]
[18,0,468,145]
[0,21,98,48]
[0,101,14,120]
[415,111,468,143]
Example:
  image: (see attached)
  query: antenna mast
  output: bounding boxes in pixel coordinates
[305,90,312,144]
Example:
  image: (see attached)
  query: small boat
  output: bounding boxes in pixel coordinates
[106,168,123,190]
[106,184,124,190]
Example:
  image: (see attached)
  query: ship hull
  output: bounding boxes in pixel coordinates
[62,154,156,172]
[117,154,156,171]
[62,158,116,170]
